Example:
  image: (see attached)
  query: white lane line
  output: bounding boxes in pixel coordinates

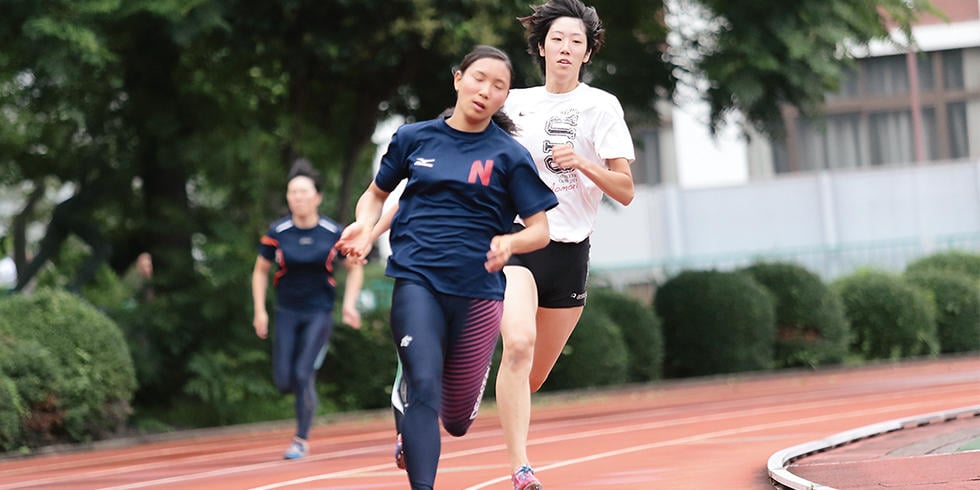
[464,398,980,489]
[5,375,976,490]
[249,391,980,490]
[0,432,392,490]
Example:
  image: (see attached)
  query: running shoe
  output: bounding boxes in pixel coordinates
[512,464,542,490]
[283,438,309,460]
[394,433,406,469]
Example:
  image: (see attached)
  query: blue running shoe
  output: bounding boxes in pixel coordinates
[283,438,309,460]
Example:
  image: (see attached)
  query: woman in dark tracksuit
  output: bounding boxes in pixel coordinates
[251,159,363,460]
[336,46,558,490]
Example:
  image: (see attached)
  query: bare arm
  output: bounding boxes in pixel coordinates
[553,145,635,206]
[251,256,272,339]
[484,211,550,272]
[341,257,363,329]
[371,202,399,242]
[336,182,391,259]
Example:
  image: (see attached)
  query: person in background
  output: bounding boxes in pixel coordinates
[251,158,364,460]
[497,0,636,488]
[336,45,558,490]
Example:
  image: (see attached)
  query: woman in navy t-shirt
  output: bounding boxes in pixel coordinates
[252,159,364,460]
[337,46,558,490]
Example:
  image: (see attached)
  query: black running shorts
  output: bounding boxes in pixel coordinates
[506,224,590,308]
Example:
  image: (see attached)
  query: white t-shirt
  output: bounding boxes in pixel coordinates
[505,83,635,243]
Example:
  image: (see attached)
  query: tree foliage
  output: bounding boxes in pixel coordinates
[0,0,937,416]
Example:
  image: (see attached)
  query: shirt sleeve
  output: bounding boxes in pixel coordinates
[508,149,559,219]
[594,96,636,163]
[258,226,278,261]
[375,127,411,192]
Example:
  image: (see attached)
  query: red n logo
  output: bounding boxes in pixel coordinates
[468,160,494,186]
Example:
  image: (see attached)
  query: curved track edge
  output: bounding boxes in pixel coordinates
[767,404,980,490]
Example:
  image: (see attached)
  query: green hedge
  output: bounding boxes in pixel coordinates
[0,338,63,410]
[543,306,629,391]
[832,269,938,360]
[0,375,24,452]
[587,288,663,382]
[739,262,850,368]
[655,270,775,377]
[0,289,137,446]
[321,307,400,411]
[905,269,980,354]
[905,250,980,279]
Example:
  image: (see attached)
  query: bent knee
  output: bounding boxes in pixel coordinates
[501,334,535,368]
[529,373,549,393]
[273,375,293,394]
[442,418,474,437]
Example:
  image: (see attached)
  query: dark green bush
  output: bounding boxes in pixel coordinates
[0,376,24,452]
[543,306,629,391]
[587,288,663,381]
[0,337,65,450]
[182,348,279,426]
[739,262,850,368]
[0,289,137,444]
[0,337,63,409]
[905,269,980,353]
[905,250,980,279]
[654,270,776,378]
[321,307,400,410]
[832,269,938,360]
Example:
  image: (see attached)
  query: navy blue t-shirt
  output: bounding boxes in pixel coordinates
[258,216,342,313]
[375,118,559,300]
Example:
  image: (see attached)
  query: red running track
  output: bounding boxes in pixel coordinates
[2,357,980,489]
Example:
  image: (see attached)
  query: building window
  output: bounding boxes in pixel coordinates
[943,50,964,90]
[948,102,969,158]
[797,113,864,170]
[633,128,662,185]
[773,48,978,173]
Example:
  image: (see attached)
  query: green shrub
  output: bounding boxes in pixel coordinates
[905,250,980,279]
[739,262,850,368]
[587,288,663,381]
[654,270,776,378]
[905,269,980,353]
[321,307,400,411]
[543,306,629,391]
[0,337,64,449]
[182,348,279,426]
[0,289,137,443]
[0,338,63,408]
[0,376,25,452]
[832,269,938,360]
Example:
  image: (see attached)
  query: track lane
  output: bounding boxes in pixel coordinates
[2,357,979,489]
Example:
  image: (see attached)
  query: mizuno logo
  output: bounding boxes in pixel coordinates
[413,158,435,167]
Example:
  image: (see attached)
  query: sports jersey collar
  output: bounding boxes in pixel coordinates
[541,82,589,100]
[439,117,499,139]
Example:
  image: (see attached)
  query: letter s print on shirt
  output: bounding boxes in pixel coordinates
[544,109,580,175]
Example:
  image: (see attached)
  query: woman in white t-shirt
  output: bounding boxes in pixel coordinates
[498,1,635,488]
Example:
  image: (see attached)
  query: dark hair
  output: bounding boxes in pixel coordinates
[287,158,321,193]
[519,0,605,80]
[450,45,519,135]
[456,45,514,80]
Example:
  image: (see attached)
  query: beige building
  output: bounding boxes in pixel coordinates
[747,0,980,178]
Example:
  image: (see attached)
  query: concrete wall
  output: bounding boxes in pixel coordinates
[591,159,980,285]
